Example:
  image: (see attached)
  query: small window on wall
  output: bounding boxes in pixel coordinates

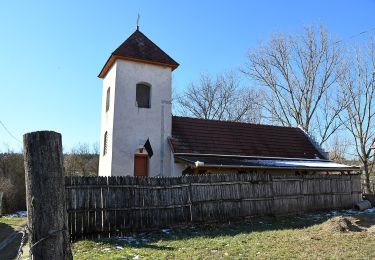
[136,83,151,108]
[106,87,110,112]
[103,131,108,155]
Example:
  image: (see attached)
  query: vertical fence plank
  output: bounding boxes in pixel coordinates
[65,172,362,239]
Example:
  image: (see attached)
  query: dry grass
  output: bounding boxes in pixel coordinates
[2,213,375,259]
[72,211,375,259]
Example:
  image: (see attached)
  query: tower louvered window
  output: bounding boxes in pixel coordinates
[103,131,108,155]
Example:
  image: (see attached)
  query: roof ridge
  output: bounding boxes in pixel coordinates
[172,116,300,130]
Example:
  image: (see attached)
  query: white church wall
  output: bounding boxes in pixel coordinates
[98,64,117,176]
[172,160,186,176]
[107,59,173,177]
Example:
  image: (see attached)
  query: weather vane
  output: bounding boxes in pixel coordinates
[136,14,140,30]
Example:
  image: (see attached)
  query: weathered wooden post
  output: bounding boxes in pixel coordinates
[23,131,72,259]
[0,192,3,217]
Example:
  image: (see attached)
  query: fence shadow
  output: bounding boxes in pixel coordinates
[90,212,333,250]
[0,223,23,260]
[0,222,14,242]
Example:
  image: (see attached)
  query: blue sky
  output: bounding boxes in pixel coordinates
[0,0,374,152]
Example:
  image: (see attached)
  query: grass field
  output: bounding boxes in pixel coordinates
[73,210,375,259]
[1,210,374,259]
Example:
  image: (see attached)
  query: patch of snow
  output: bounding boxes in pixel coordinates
[310,214,323,220]
[274,160,349,168]
[342,209,358,215]
[133,255,140,260]
[117,236,149,246]
[16,211,27,217]
[161,228,172,235]
[364,208,375,213]
[248,159,354,169]
[308,207,375,220]
[6,211,27,218]
[118,236,137,243]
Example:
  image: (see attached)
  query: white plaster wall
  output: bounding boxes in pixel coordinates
[98,64,117,176]
[172,160,187,176]
[108,60,173,176]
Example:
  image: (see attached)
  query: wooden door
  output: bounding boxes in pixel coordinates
[134,154,149,176]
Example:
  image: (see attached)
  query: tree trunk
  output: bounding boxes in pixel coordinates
[363,160,372,194]
[23,131,72,260]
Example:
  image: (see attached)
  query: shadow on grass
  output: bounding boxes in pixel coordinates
[0,223,14,242]
[0,223,25,260]
[352,214,375,228]
[84,212,338,251]
[135,244,175,251]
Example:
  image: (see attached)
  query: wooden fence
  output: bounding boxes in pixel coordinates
[65,172,362,240]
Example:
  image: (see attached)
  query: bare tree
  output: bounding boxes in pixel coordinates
[90,142,100,174]
[64,143,99,176]
[339,39,375,193]
[175,71,263,123]
[327,134,350,163]
[0,150,26,213]
[243,26,345,146]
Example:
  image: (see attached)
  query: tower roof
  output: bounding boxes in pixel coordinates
[98,30,179,78]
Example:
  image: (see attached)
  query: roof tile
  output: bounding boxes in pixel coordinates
[99,30,179,78]
[171,116,324,159]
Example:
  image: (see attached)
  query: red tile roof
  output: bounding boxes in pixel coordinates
[99,30,179,78]
[170,116,325,159]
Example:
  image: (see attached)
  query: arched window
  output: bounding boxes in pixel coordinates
[106,87,110,112]
[136,83,151,108]
[103,131,108,155]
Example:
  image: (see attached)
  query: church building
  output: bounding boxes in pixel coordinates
[98,28,358,177]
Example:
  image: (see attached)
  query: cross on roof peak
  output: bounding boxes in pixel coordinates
[136,14,140,31]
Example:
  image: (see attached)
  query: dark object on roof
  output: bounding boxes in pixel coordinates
[175,154,359,172]
[144,138,153,158]
[170,116,325,159]
[99,29,179,78]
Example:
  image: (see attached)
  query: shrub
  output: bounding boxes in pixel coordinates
[0,153,26,214]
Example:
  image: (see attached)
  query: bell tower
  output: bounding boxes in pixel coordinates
[98,28,179,176]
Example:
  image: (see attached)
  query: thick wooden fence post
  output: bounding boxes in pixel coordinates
[23,131,72,260]
[0,192,3,217]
